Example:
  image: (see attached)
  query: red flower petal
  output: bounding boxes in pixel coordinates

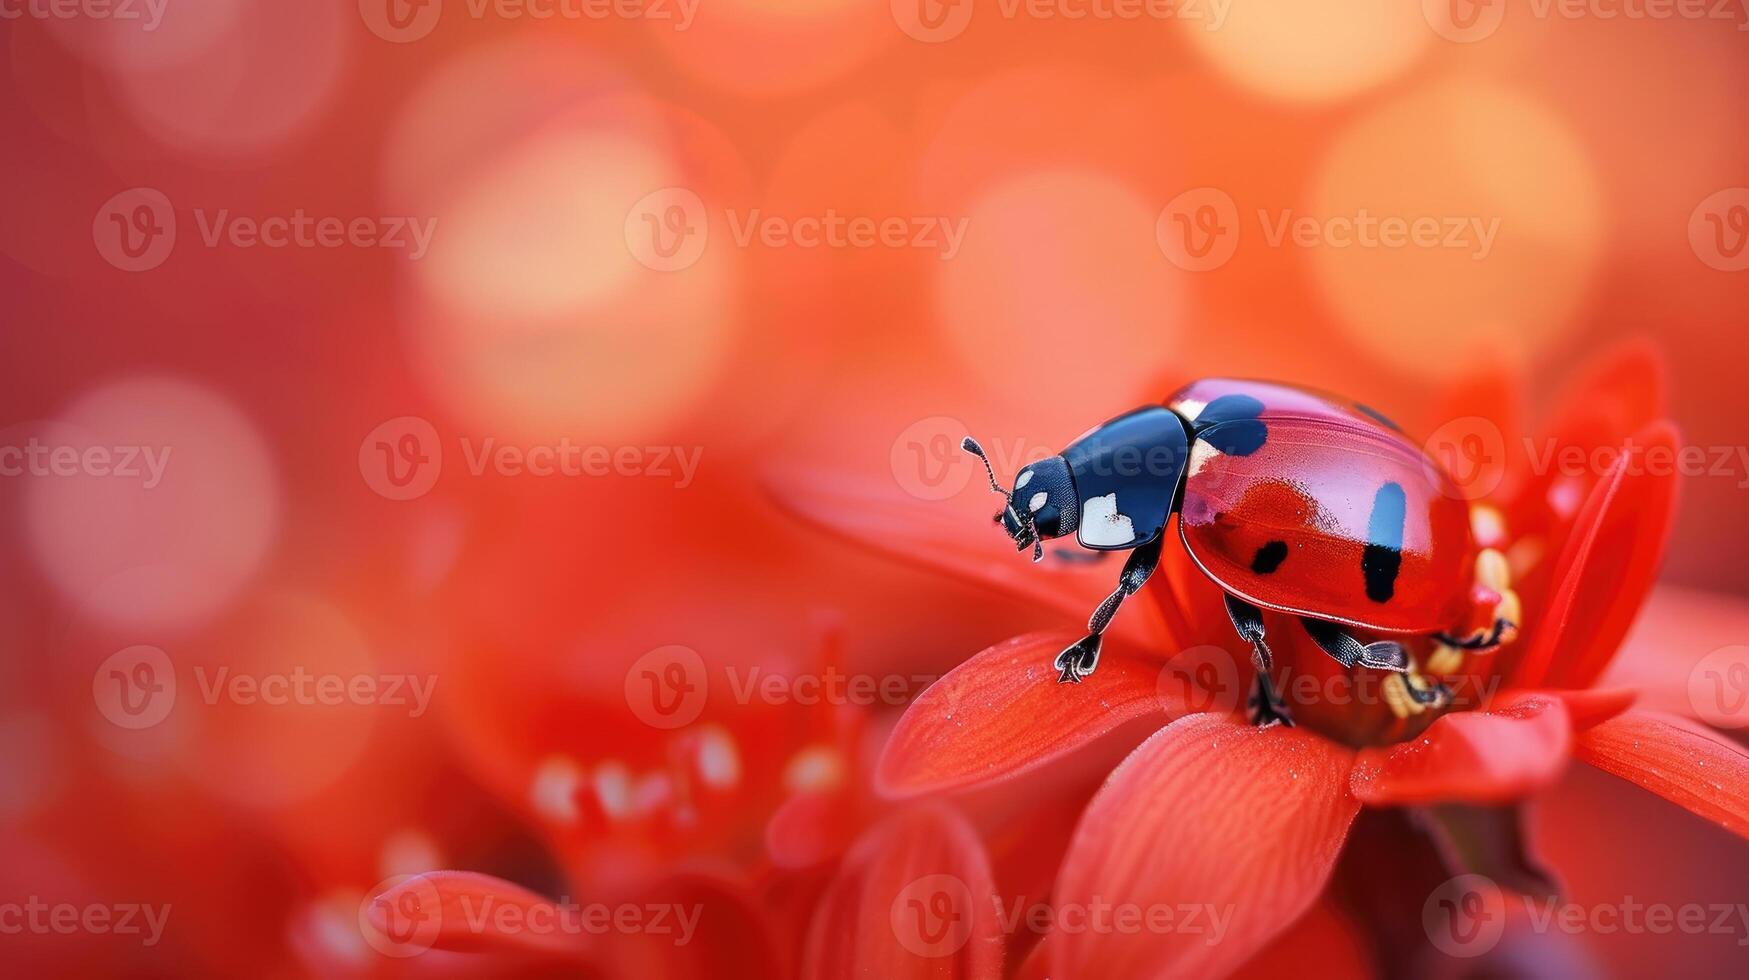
[1350,693,1572,806]
[1053,714,1359,980]
[1539,339,1668,460]
[766,790,859,870]
[764,467,1160,644]
[876,632,1185,799]
[603,871,784,980]
[802,804,1003,980]
[1508,421,1681,691]
[1545,687,1636,731]
[1229,900,1375,980]
[363,870,590,959]
[1573,710,1749,843]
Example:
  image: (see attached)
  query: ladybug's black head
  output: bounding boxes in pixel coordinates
[961,437,1079,563]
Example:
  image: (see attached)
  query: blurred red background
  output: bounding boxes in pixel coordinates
[3,1,1749,976]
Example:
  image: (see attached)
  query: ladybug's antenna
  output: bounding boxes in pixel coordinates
[961,436,1008,500]
[963,435,1043,562]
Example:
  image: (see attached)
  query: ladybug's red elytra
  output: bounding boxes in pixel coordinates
[962,378,1517,726]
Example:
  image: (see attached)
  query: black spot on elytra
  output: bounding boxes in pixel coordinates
[1361,482,1407,603]
[1250,540,1289,574]
[1355,403,1401,431]
[1195,394,1265,428]
[1200,419,1267,457]
[1195,394,1267,456]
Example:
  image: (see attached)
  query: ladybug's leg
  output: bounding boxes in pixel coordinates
[1301,619,1449,710]
[1298,618,1410,673]
[1053,537,1163,684]
[1223,596,1293,727]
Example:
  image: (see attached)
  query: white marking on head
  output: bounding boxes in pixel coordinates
[1174,397,1209,421]
[1028,491,1048,513]
[1187,439,1222,477]
[1079,493,1135,547]
[1014,469,1034,489]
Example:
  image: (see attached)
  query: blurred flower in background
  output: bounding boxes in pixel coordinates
[2,0,1749,977]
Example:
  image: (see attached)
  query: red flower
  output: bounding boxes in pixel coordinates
[770,342,1749,977]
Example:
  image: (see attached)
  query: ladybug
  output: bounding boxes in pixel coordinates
[963,378,1516,725]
